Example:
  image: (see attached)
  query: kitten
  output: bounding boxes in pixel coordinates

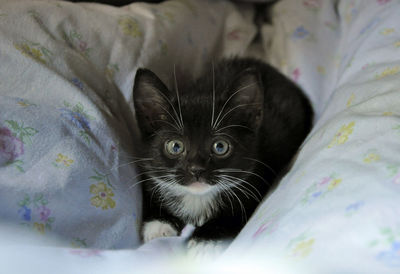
[132,58,313,244]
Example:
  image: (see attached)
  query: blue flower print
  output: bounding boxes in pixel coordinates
[71,78,84,90]
[59,102,95,144]
[18,205,31,221]
[312,191,322,198]
[376,241,400,267]
[293,26,309,39]
[60,108,90,130]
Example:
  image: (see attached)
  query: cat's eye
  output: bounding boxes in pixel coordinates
[212,140,230,157]
[165,140,185,156]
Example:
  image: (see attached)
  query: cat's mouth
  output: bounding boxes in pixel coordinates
[185,180,212,195]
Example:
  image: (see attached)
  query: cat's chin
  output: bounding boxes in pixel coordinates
[185,181,212,195]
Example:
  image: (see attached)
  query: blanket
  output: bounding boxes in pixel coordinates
[0,0,400,273]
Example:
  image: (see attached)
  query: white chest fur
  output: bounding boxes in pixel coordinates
[154,179,222,226]
[175,193,218,226]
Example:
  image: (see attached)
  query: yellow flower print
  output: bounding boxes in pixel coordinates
[292,238,315,258]
[55,153,74,167]
[118,17,142,38]
[364,152,380,163]
[295,171,306,184]
[328,178,342,190]
[346,93,355,107]
[33,222,45,234]
[395,41,400,48]
[383,111,394,116]
[380,28,395,35]
[105,64,119,81]
[18,101,30,107]
[90,182,116,210]
[14,43,46,64]
[376,66,400,80]
[328,121,355,148]
[105,68,114,80]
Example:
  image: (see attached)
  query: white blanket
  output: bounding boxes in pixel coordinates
[0,0,400,273]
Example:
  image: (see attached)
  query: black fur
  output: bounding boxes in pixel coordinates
[133,58,313,242]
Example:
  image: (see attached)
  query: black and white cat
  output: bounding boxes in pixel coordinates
[132,58,313,244]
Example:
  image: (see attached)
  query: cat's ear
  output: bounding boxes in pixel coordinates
[133,68,172,137]
[228,68,264,129]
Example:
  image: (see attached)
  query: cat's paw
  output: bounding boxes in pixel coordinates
[142,220,178,243]
[186,239,225,261]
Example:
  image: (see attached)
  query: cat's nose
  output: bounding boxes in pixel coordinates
[188,164,206,179]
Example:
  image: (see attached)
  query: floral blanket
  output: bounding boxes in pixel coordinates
[1,0,400,273]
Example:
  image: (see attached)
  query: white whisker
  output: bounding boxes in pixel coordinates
[219,176,261,202]
[211,61,216,128]
[214,168,269,185]
[128,174,176,189]
[136,99,182,132]
[212,82,259,130]
[216,179,235,216]
[217,174,262,201]
[173,64,184,131]
[110,158,154,171]
[215,124,253,132]
[153,119,182,132]
[243,157,277,176]
[219,180,247,223]
[214,103,261,130]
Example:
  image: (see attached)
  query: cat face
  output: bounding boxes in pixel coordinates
[133,67,265,198]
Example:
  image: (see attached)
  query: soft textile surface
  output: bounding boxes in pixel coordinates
[0,0,255,249]
[1,0,400,273]
[227,0,400,272]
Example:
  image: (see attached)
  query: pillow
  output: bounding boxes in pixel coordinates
[0,0,256,248]
[224,0,400,272]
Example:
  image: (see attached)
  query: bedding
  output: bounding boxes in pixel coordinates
[0,0,400,273]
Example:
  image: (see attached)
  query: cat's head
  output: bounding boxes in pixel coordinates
[132,67,265,197]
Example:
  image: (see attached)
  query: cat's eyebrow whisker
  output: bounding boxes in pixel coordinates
[138,99,182,131]
[243,157,277,176]
[215,124,253,133]
[157,102,183,131]
[212,82,260,130]
[153,119,182,132]
[158,92,183,132]
[173,64,184,131]
[214,103,261,130]
[211,61,216,128]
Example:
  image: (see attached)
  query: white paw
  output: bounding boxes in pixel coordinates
[142,220,178,243]
[186,239,225,261]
